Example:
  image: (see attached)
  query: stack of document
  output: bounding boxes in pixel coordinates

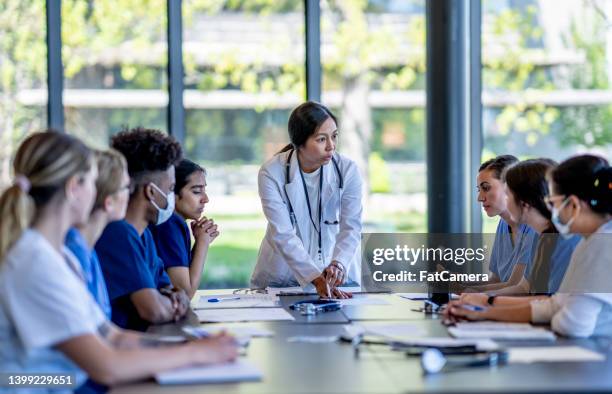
[507,346,605,363]
[448,322,556,341]
[156,360,262,385]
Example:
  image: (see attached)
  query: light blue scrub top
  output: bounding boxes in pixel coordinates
[488,219,538,282]
[524,233,581,294]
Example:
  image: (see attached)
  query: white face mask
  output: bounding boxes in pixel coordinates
[551,197,575,239]
[149,182,175,226]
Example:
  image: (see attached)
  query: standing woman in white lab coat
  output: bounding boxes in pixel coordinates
[251,101,363,298]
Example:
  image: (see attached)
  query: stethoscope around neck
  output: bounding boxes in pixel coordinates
[284,148,344,261]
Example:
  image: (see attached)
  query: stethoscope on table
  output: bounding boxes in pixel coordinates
[284,148,344,263]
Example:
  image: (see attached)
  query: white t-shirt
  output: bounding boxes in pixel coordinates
[301,168,324,266]
[0,229,107,393]
[531,220,612,337]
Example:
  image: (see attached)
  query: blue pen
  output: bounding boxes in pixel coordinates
[461,304,487,312]
[207,296,241,303]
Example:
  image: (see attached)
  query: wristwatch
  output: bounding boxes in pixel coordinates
[487,295,497,306]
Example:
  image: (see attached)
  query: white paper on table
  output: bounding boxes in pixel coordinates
[454,322,534,331]
[508,346,606,363]
[196,308,295,323]
[332,296,390,306]
[155,359,262,385]
[448,326,556,341]
[196,294,280,309]
[182,325,274,338]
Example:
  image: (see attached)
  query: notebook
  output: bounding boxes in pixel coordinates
[155,360,262,385]
[448,321,556,341]
[196,294,280,309]
[196,307,295,323]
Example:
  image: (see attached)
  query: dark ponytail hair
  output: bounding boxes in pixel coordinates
[175,159,206,196]
[549,154,611,215]
[504,158,558,220]
[278,101,338,154]
[479,155,519,179]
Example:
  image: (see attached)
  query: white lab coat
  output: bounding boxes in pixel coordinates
[251,150,363,289]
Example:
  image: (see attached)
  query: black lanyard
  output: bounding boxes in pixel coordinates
[297,154,323,260]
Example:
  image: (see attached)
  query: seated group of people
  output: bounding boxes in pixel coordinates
[0,101,609,393]
[446,154,612,338]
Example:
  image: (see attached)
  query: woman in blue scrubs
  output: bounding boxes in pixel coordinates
[151,159,219,298]
[459,155,538,292]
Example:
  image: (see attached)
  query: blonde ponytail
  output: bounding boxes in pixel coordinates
[0,185,35,260]
[0,131,92,263]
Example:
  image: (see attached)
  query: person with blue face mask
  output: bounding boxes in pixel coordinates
[95,127,190,331]
[445,155,612,338]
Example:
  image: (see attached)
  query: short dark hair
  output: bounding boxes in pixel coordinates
[504,158,557,220]
[550,154,611,215]
[175,159,206,195]
[278,101,337,153]
[111,127,182,183]
[479,155,519,179]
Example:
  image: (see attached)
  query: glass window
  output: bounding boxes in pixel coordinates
[62,0,168,149]
[182,0,305,288]
[321,0,427,233]
[482,0,612,231]
[0,0,47,186]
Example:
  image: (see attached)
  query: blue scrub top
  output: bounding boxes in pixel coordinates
[150,212,192,269]
[65,228,112,320]
[524,233,581,294]
[95,220,171,331]
[488,219,538,282]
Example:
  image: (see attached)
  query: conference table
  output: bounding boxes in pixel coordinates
[110,290,612,393]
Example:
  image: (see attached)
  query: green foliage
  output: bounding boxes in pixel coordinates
[483,2,558,149]
[369,152,391,193]
[556,11,612,148]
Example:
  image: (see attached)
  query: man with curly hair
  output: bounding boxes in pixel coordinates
[95,127,190,331]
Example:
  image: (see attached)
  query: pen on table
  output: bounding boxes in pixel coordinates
[207,296,241,303]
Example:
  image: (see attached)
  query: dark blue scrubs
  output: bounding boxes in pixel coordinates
[150,212,191,270]
[95,220,171,331]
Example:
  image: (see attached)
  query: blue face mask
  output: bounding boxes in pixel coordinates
[551,197,575,239]
[150,183,175,226]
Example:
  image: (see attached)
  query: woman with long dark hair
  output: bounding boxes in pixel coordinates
[251,101,363,298]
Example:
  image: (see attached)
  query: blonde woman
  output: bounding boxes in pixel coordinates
[0,131,237,392]
[65,149,131,319]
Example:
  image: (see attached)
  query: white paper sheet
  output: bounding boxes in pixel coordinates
[155,360,262,385]
[182,325,274,338]
[196,308,295,323]
[196,294,280,309]
[448,326,556,341]
[508,346,606,363]
[454,322,534,330]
